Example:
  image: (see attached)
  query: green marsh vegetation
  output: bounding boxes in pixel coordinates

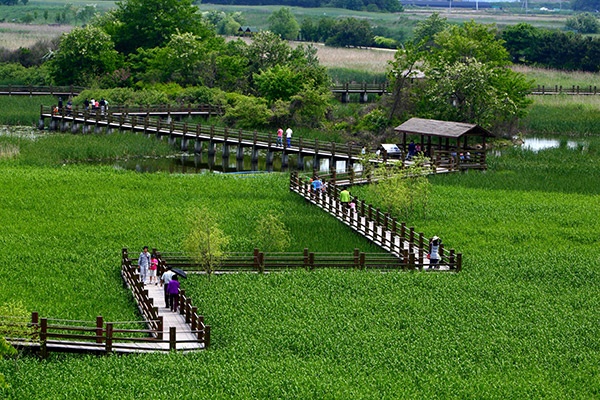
[521,95,600,135]
[1,131,599,398]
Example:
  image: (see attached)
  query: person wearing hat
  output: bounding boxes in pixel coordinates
[428,236,441,269]
[160,266,175,309]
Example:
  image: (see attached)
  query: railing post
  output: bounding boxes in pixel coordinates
[40,318,48,359]
[204,325,211,347]
[456,253,462,272]
[191,307,198,332]
[158,316,164,340]
[105,323,113,353]
[360,252,366,269]
[96,316,103,344]
[186,298,192,323]
[170,327,177,351]
[303,248,309,269]
[179,289,185,315]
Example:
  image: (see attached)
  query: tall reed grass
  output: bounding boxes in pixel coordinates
[522,95,600,136]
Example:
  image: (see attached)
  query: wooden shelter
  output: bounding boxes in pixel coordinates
[238,26,259,36]
[394,117,494,170]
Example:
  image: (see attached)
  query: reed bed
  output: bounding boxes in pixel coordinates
[523,95,600,135]
[1,135,599,399]
[0,23,69,51]
[514,65,600,89]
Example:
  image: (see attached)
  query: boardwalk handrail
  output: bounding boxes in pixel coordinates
[0,85,84,96]
[1,311,193,357]
[289,171,462,272]
[156,249,419,271]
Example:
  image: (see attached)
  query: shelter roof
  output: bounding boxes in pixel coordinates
[394,118,494,139]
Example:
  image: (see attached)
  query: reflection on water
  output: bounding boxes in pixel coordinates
[522,137,585,152]
[108,149,355,175]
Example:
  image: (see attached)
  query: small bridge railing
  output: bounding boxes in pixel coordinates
[289,172,462,271]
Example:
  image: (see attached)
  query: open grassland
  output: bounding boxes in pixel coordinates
[0,23,69,50]
[515,65,600,89]
[1,133,600,398]
[522,95,600,135]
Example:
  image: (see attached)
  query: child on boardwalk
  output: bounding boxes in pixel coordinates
[428,236,441,270]
[148,255,158,285]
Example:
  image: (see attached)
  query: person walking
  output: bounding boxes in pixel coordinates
[340,188,351,209]
[285,127,293,148]
[276,128,283,147]
[138,246,151,284]
[160,266,176,308]
[167,275,180,312]
[428,236,441,270]
[148,255,158,285]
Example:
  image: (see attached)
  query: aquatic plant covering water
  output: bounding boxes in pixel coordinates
[1,135,599,398]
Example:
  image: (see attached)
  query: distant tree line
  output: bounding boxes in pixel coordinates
[571,0,600,11]
[201,0,402,13]
[503,23,600,72]
[0,0,28,4]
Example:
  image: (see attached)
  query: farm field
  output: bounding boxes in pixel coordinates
[1,129,599,398]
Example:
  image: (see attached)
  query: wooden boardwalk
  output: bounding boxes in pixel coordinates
[3,253,210,357]
[39,106,488,173]
[289,173,461,272]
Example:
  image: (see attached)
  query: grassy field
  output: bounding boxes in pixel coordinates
[521,95,600,135]
[0,129,599,398]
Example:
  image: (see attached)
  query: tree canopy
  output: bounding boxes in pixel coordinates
[109,0,213,55]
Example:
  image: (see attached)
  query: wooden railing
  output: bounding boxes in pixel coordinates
[0,85,84,96]
[156,249,414,272]
[289,171,462,272]
[0,311,200,357]
[331,82,389,93]
[531,85,599,95]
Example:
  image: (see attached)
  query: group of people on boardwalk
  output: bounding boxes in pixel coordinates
[138,246,180,312]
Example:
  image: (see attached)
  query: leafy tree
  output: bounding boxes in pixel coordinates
[433,21,511,67]
[223,94,273,129]
[244,31,292,76]
[386,41,424,120]
[109,0,212,55]
[268,7,300,40]
[412,12,448,50]
[48,26,120,86]
[370,154,433,220]
[254,65,303,102]
[289,84,331,127]
[0,301,32,390]
[183,207,230,277]
[502,23,540,64]
[414,21,532,135]
[325,18,374,48]
[254,213,291,253]
[565,12,600,33]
